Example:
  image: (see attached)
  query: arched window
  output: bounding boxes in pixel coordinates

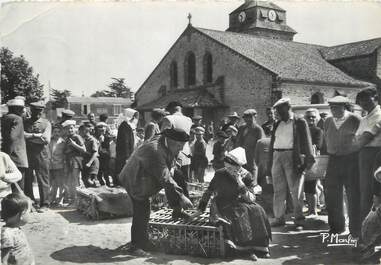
[203,52,213,84]
[184,52,196,87]
[158,85,167,97]
[170,61,178,89]
[311,92,324,104]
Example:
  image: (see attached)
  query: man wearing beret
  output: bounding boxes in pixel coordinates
[268,98,314,230]
[236,109,264,182]
[144,108,166,141]
[24,101,52,211]
[1,98,29,190]
[118,117,194,256]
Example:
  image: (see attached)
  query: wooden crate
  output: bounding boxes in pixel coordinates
[148,209,225,258]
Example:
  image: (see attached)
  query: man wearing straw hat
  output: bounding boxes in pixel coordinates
[324,95,361,236]
[1,98,28,191]
[118,114,194,256]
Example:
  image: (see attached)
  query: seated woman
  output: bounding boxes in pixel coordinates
[196,147,271,261]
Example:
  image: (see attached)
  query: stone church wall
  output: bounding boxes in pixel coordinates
[136,28,274,124]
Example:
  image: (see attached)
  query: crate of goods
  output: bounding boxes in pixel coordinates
[76,186,133,220]
[148,208,225,258]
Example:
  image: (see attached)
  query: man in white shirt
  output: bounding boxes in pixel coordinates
[355,88,381,224]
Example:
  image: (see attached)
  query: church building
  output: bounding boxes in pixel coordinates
[135,0,380,124]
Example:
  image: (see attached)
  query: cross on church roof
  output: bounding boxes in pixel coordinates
[187,13,192,25]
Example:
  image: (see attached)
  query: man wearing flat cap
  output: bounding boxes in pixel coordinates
[144,108,166,141]
[1,98,29,190]
[268,98,314,230]
[24,101,51,211]
[118,116,194,256]
[323,95,362,236]
[236,109,264,182]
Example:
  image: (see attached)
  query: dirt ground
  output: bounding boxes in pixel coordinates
[21,205,380,265]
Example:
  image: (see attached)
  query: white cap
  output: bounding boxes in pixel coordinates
[273,98,290,108]
[62,120,76,128]
[374,166,381,183]
[226,147,247,166]
[6,98,25,107]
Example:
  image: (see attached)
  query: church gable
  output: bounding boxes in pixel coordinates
[136,25,274,109]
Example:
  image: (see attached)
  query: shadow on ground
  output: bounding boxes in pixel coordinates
[56,209,132,226]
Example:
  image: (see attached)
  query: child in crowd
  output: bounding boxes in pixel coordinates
[96,122,111,186]
[135,128,145,148]
[63,120,85,204]
[191,127,208,183]
[211,131,229,171]
[108,131,118,187]
[49,126,66,206]
[1,193,34,265]
[79,124,99,188]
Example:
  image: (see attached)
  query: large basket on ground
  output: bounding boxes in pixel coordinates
[305,155,329,180]
[148,208,225,258]
[76,186,133,220]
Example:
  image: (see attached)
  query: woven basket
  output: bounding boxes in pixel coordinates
[305,155,329,180]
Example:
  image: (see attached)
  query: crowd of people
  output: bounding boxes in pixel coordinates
[1,87,381,263]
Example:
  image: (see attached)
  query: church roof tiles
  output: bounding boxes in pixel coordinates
[320,38,381,61]
[195,27,371,87]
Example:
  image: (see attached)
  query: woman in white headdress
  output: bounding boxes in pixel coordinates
[197,147,272,261]
[115,108,139,181]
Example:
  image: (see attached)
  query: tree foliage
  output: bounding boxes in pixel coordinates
[50,89,71,109]
[91,77,133,99]
[0,47,44,104]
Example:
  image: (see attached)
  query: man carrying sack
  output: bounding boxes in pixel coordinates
[118,114,194,256]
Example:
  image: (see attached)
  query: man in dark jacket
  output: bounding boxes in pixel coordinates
[268,98,315,230]
[118,115,193,256]
[24,101,52,211]
[1,98,29,190]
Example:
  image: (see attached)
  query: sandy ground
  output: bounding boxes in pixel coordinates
[24,207,378,265]
[19,142,381,264]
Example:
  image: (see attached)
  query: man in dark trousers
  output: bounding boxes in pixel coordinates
[1,98,29,190]
[236,109,264,182]
[118,115,193,256]
[24,101,52,211]
[268,98,314,231]
[324,96,361,236]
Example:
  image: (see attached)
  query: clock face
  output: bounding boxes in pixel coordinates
[268,10,277,21]
[238,11,246,23]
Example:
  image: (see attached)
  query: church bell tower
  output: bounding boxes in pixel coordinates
[227,0,297,41]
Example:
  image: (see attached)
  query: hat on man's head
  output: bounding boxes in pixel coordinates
[216,130,229,139]
[226,125,238,133]
[62,120,76,128]
[273,98,291,108]
[96,122,107,128]
[30,101,45,110]
[14,96,26,101]
[6,98,25,107]
[224,147,247,166]
[62,109,75,118]
[162,115,192,142]
[227,112,239,119]
[328,96,350,105]
[243,109,257,117]
[152,108,166,116]
[193,115,202,120]
[165,101,182,112]
[194,126,205,135]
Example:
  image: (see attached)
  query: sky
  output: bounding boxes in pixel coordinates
[0,0,380,98]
